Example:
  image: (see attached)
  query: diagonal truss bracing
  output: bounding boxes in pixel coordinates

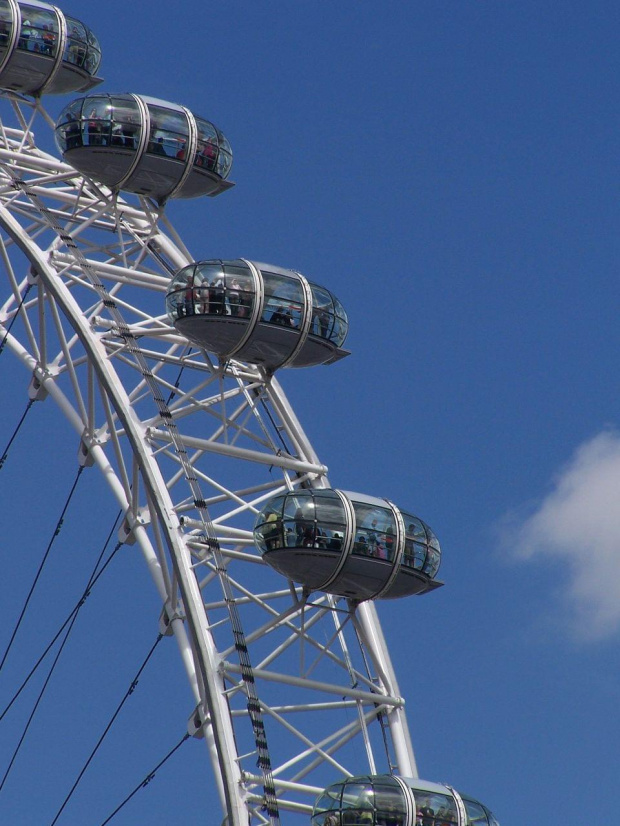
[0,93,417,825]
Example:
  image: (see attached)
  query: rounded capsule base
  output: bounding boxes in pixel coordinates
[168,260,350,370]
[254,489,442,602]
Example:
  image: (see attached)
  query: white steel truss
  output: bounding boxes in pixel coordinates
[0,92,417,825]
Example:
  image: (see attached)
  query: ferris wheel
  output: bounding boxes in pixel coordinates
[0,4,500,826]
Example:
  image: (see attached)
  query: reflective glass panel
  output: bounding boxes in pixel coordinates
[64,16,87,67]
[83,26,101,73]
[174,261,254,318]
[351,503,395,561]
[309,284,335,340]
[414,792,457,826]
[401,513,427,571]
[222,263,254,318]
[281,492,317,548]
[17,6,57,55]
[313,788,342,824]
[216,132,232,176]
[56,99,85,151]
[374,784,406,826]
[312,490,347,551]
[424,525,441,576]
[108,96,141,149]
[261,271,304,330]
[192,262,227,315]
[331,296,349,346]
[194,117,218,171]
[147,105,189,159]
[254,496,287,553]
[461,798,489,826]
[166,265,197,320]
[341,783,374,811]
[0,0,12,57]
[81,96,113,146]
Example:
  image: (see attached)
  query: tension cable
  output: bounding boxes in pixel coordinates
[0,518,124,792]
[0,282,32,357]
[50,634,164,826]
[0,397,36,471]
[98,732,191,826]
[0,514,124,723]
[0,465,84,673]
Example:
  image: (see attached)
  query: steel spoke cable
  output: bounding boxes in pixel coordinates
[1,533,131,794]
[98,732,191,826]
[23,189,281,823]
[0,396,36,471]
[0,515,124,724]
[49,633,164,826]
[0,281,31,356]
[0,586,83,793]
[1,168,280,823]
[0,465,84,673]
[165,358,190,405]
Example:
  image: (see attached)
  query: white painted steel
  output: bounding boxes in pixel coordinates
[0,93,419,824]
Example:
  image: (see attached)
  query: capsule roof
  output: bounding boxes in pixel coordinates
[55,93,233,203]
[0,0,102,96]
[312,775,500,826]
[254,488,442,601]
[166,259,349,370]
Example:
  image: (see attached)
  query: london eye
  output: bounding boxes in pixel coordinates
[0,4,500,824]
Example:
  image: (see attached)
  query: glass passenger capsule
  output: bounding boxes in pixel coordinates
[312,775,500,826]
[0,0,102,96]
[254,489,442,601]
[55,94,233,203]
[166,259,350,369]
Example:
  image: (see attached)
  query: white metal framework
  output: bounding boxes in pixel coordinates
[0,92,417,825]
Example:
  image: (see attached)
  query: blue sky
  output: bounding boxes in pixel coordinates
[1,1,620,824]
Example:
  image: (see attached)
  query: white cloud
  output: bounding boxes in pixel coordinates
[509,429,620,641]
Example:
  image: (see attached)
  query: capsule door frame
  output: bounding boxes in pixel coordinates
[225,258,263,360]
[315,489,356,593]
[38,6,68,96]
[372,498,405,600]
[0,0,21,77]
[166,106,198,200]
[278,270,314,369]
[393,776,417,826]
[445,786,468,826]
[114,94,151,191]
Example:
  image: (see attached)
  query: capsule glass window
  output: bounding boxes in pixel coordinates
[462,798,489,825]
[401,513,441,576]
[425,527,441,577]
[281,490,346,551]
[147,105,188,159]
[108,97,141,149]
[0,1,13,61]
[222,263,254,318]
[165,264,199,319]
[261,271,304,330]
[373,783,407,825]
[341,783,375,816]
[415,791,458,826]
[215,132,233,177]
[82,96,113,145]
[312,789,341,825]
[16,6,57,57]
[351,502,396,561]
[194,116,218,171]
[165,262,252,321]
[63,16,101,74]
[254,495,287,553]
[307,284,348,347]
